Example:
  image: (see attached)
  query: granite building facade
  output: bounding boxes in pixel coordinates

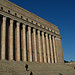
[0,0,64,63]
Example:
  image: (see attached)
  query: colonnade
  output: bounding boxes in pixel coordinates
[0,16,58,63]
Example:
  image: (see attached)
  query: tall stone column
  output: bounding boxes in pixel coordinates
[15,22,20,61]
[37,30,42,62]
[1,16,6,60]
[8,19,13,60]
[55,38,58,63]
[49,35,54,63]
[60,39,64,63]
[52,36,57,63]
[27,26,32,62]
[46,34,50,63]
[42,32,46,63]
[21,25,26,61]
[32,28,37,62]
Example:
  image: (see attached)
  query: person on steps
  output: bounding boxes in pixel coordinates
[25,64,28,71]
[30,72,33,75]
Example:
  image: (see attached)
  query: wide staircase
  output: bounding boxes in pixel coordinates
[0,60,75,75]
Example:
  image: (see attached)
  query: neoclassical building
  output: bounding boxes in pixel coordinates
[0,0,64,63]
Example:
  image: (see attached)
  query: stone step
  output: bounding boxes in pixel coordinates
[0,60,75,75]
[0,72,12,75]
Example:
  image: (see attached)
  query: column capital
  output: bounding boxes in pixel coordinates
[16,22,20,26]
[52,35,56,38]
[10,19,13,24]
[33,28,36,32]
[49,35,55,38]
[3,16,6,21]
[52,35,55,38]
[55,37,61,40]
[45,33,48,36]
[23,24,26,27]
[28,26,31,29]
[49,35,51,37]
[37,30,40,33]
[41,31,44,34]
[23,24,26,28]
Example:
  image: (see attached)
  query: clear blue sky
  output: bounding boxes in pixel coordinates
[9,0,75,61]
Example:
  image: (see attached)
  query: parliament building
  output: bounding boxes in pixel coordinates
[0,0,64,64]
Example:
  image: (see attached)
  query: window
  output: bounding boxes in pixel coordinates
[26,18,28,21]
[36,23,38,25]
[8,10,10,13]
[15,13,17,16]
[1,7,3,10]
[31,21,33,23]
[21,16,23,19]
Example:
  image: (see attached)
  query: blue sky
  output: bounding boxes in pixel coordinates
[9,0,75,61]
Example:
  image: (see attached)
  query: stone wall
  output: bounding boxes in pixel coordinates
[0,0,64,64]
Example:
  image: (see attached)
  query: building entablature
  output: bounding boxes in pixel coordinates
[0,0,60,35]
[0,9,61,39]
